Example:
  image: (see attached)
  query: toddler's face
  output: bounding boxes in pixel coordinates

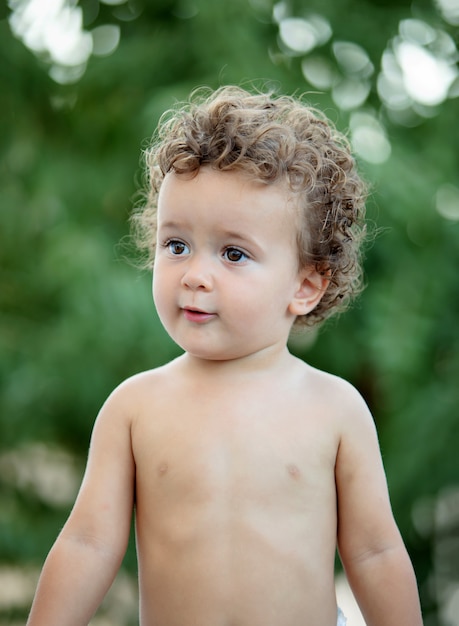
[152,166,309,361]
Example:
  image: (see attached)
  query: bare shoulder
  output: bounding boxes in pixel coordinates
[297,359,372,427]
[102,359,180,411]
[83,362,182,476]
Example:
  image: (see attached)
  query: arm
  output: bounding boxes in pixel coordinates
[27,381,136,626]
[335,389,423,626]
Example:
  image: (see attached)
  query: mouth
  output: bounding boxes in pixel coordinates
[181,306,216,323]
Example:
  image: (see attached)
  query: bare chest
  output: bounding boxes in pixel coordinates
[131,389,338,517]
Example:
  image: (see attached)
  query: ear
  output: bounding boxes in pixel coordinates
[288,266,330,317]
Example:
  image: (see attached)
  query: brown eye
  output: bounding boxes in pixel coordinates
[224,247,247,262]
[168,240,189,255]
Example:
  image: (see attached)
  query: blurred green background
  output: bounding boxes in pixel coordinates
[1,0,459,624]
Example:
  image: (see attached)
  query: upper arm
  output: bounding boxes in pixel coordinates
[335,388,402,567]
[60,380,137,561]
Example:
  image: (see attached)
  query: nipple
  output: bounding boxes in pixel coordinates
[157,462,169,477]
[287,463,301,480]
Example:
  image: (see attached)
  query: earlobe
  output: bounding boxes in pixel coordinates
[288,267,330,317]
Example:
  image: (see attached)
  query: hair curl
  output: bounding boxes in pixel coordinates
[131,85,368,327]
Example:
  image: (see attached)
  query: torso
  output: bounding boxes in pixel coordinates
[129,354,344,626]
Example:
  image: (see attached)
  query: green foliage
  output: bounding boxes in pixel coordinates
[1,1,458,623]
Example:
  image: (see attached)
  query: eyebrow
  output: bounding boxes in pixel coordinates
[157,220,263,250]
[157,220,182,230]
[159,220,250,240]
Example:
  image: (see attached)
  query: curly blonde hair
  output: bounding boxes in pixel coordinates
[132,85,367,327]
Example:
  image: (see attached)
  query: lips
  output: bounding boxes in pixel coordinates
[182,307,216,323]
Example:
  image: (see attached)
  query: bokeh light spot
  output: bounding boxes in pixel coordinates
[377,18,458,121]
[436,184,459,221]
[8,0,125,83]
[332,77,370,110]
[279,17,318,55]
[350,112,391,164]
[92,23,121,57]
[395,40,457,106]
[333,41,373,77]
[301,55,336,89]
[435,0,459,25]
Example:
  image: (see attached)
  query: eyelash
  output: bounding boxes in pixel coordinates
[163,239,189,255]
[223,247,248,263]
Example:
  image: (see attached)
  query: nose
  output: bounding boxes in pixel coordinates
[181,255,213,291]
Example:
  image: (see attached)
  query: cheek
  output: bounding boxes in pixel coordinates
[152,267,168,310]
[226,276,273,314]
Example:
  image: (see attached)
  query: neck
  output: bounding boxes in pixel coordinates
[176,344,297,380]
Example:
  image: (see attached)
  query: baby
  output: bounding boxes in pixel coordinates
[27,86,423,626]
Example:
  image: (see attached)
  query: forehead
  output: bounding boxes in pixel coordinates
[157,167,298,225]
